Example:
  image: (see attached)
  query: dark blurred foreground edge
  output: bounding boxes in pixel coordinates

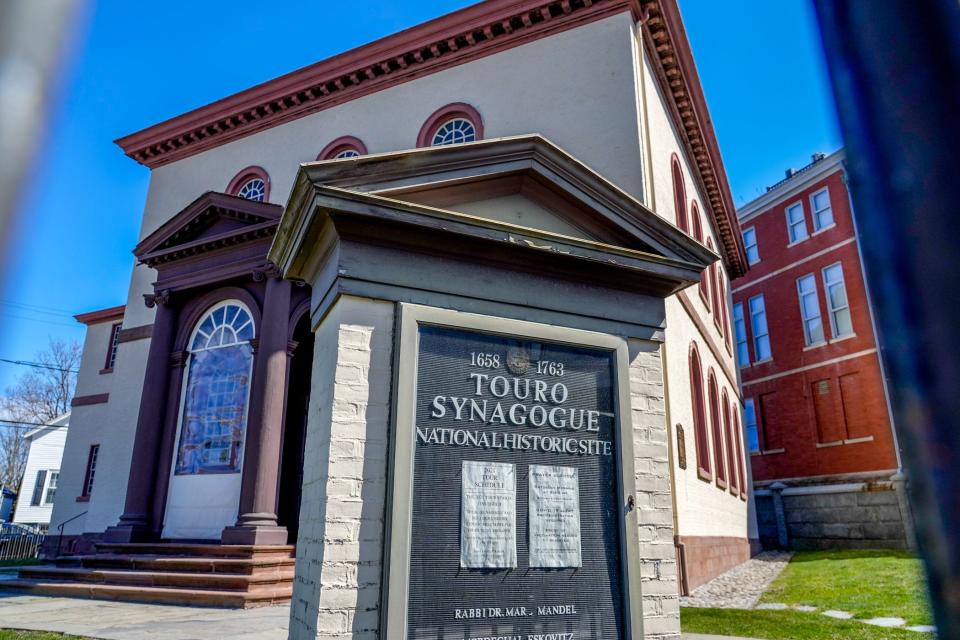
[812,0,960,635]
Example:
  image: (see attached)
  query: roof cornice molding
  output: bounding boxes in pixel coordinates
[115,0,641,168]
[737,148,846,222]
[639,0,748,277]
[74,305,125,325]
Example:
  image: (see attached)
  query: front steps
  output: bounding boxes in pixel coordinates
[3,542,296,608]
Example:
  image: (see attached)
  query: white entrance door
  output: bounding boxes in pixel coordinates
[162,301,255,540]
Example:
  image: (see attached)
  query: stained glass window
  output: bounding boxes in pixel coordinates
[175,302,254,475]
[237,178,266,202]
[431,118,476,145]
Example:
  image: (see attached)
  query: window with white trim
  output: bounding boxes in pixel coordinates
[748,294,771,361]
[105,322,121,371]
[432,118,476,145]
[797,274,825,346]
[811,188,834,231]
[82,444,100,497]
[786,202,808,243]
[733,303,749,367]
[333,148,359,159]
[744,399,760,453]
[237,178,266,202]
[823,263,853,338]
[742,227,760,264]
[44,471,58,505]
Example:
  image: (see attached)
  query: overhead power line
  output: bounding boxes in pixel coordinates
[0,357,78,374]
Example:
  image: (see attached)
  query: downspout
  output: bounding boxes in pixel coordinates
[636,18,686,595]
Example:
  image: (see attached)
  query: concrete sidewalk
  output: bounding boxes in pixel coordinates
[0,592,288,639]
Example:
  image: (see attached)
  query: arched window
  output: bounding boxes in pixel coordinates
[226,166,271,202]
[417,102,484,147]
[734,405,747,498]
[705,239,715,314]
[692,202,709,301]
[722,389,737,495]
[174,301,255,476]
[689,343,711,479]
[708,370,726,487]
[672,156,689,233]
[317,136,368,161]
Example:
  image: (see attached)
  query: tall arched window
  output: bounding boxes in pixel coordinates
[689,343,711,479]
[722,390,737,495]
[417,103,484,147]
[692,202,709,301]
[734,405,747,497]
[705,239,716,314]
[174,301,255,476]
[226,166,271,202]
[708,370,726,487]
[672,156,689,233]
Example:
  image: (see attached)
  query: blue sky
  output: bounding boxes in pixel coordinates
[0,0,841,392]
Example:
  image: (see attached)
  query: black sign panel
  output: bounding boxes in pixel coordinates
[408,325,625,640]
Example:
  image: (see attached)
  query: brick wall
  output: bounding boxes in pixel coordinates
[629,340,681,640]
[289,296,395,640]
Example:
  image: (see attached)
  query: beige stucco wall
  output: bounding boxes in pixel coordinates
[638,42,753,540]
[51,315,148,536]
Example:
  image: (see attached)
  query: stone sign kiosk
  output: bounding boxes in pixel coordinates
[269,136,715,639]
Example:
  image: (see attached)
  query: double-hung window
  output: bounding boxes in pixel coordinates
[786,202,808,243]
[823,263,853,338]
[797,274,825,346]
[748,295,771,361]
[744,399,760,453]
[811,188,834,231]
[44,472,58,505]
[733,303,749,367]
[743,227,760,264]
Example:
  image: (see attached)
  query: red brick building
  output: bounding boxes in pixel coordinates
[732,149,911,549]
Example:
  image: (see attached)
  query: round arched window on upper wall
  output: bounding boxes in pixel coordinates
[671,155,689,233]
[174,300,255,476]
[226,166,271,202]
[417,102,484,147]
[317,136,369,161]
[692,202,709,302]
[689,342,711,480]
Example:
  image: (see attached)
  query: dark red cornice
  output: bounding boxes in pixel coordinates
[75,305,125,326]
[640,0,747,277]
[115,0,641,168]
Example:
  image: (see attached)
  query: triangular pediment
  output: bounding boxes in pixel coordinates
[286,135,716,268]
[135,191,282,267]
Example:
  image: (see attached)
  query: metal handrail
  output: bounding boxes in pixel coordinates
[54,510,87,558]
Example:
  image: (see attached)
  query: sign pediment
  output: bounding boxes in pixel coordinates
[135,191,282,267]
[273,135,717,290]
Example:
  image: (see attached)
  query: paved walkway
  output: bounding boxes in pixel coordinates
[681,551,793,609]
[0,592,289,640]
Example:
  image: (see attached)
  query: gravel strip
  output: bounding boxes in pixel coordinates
[680,551,793,609]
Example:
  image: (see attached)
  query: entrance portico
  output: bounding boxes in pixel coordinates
[103,192,313,546]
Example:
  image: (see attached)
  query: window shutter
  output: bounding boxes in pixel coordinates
[30,470,47,506]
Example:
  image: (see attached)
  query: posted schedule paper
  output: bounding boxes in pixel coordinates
[460,460,517,568]
[528,464,582,568]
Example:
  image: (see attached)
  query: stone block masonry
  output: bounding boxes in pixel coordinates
[289,296,395,640]
[629,340,681,640]
[755,476,912,551]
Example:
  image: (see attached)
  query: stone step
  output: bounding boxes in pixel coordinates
[0,579,291,608]
[18,566,295,590]
[55,553,296,575]
[93,543,295,560]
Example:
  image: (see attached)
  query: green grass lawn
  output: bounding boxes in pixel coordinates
[682,550,934,639]
[681,608,924,640]
[0,559,41,569]
[0,632,90,640]
[760,550,932,625]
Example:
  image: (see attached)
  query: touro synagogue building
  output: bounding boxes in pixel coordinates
[10,1,756,638]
